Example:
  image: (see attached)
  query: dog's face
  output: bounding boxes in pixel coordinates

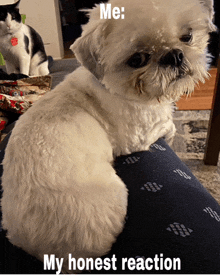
[71,0,216,102]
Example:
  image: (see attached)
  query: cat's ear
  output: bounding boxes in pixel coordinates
[13,0,21,9]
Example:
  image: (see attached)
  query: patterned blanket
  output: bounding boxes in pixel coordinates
[0,76,52,140]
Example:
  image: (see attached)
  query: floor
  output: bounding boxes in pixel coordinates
[64,40,76,59]
[172,110,220,204]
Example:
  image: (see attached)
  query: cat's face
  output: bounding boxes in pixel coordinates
[0,0,21,36]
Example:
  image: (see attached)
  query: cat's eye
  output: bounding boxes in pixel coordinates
[127,52,151,68]
[180,32,192,43]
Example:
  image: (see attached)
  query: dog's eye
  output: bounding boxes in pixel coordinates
[180,33,192,43]
[127,52,151,68]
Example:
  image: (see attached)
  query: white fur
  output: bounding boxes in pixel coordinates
[0,13,49,76]
[1,0,215,273]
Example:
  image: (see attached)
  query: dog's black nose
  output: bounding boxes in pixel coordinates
[159,49,184,67]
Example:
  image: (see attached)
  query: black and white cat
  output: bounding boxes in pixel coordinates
[0,0,49,76]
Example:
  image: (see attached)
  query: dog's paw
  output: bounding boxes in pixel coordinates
[164,121,176,145]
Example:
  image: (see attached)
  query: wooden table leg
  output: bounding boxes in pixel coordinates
[204,56,220,165]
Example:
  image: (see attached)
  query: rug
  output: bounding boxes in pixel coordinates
[172,110,220,204]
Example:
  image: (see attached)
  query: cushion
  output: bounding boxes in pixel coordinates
[0,134,220,274]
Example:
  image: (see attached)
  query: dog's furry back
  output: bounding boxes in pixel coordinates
[1,67,129,271]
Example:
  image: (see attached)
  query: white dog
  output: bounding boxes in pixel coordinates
[1,0,215,273]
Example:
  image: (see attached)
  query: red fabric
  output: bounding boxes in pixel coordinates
[0,120,6,131]
[0,76,52,139]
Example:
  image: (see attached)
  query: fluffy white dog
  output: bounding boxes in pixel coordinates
[1,0,216,273]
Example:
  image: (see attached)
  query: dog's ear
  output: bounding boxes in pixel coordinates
[199,0,217,32]
[70,8,113,79]
[70,26,101,79]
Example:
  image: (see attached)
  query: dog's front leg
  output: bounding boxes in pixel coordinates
[147,119,176,146]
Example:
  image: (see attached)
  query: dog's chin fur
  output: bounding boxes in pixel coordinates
[1,0,216,273]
